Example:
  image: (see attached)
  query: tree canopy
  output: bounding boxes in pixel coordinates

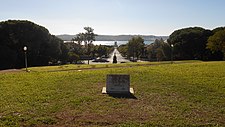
[127,36,145,60]
[147,38,170,61]
[72,27,97,64]
[207,29,225,59]
[168,27,216,60]
[0,20,68,69]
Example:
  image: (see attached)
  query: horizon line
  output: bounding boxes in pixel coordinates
[56,33,169,36]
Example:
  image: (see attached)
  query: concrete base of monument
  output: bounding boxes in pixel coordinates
[102,87,134,94]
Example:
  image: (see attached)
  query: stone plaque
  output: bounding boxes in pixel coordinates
[102,74,134,94]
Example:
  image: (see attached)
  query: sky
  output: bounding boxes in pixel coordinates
[1,0,225,36]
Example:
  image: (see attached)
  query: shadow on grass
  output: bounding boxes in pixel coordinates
[108,93,137,99]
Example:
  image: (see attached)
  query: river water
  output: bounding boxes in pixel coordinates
[93,40,154,46]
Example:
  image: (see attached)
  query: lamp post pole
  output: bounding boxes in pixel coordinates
[23,46,28,72]
[171,44,174,64]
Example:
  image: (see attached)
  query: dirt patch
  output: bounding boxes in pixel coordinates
[54,104,154,127]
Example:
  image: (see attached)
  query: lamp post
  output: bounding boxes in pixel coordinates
[171,44,174,64]
[23,46,28,72]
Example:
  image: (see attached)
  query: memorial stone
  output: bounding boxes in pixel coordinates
[102,74,134,94]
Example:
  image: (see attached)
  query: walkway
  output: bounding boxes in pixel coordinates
[107,48,130,63]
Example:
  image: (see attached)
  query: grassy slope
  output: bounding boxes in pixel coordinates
[0,61,225,126]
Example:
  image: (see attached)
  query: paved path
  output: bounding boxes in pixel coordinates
[84,48,130,64]
[107,48,130,63]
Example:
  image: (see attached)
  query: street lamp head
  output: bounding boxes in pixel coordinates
[171,44,174,47]
[23,46,27,51]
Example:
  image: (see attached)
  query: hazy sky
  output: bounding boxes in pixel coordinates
[1,0,225,36]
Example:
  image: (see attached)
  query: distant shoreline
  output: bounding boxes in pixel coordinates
[57,34,169,41]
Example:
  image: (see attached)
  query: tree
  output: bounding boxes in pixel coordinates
[68,52,79,63]
[207,29,225,59]
[72,27,97,64]
[66,41,83,56]
[60,42,69,64]
[168,27,212,60]
[118,44,128,57]
[83,27,96,64]
[72,33,83,45]
[96,45,108,57]
[127,36,144,61]
[147,39,170,61]
[212,27,225,34]
[0,20,68,69]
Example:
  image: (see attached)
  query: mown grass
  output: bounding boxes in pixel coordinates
[28,60,200,72]
[0,61,225,126]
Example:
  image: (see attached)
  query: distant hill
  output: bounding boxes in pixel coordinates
[57,34,76,41]
[57,34,169,41]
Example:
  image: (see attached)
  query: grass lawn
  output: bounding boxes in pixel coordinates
[0,61,225,126]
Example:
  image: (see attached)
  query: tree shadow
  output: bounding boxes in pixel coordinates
[107,93,137,99]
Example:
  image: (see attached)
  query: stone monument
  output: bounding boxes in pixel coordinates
[102,74,134,94]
